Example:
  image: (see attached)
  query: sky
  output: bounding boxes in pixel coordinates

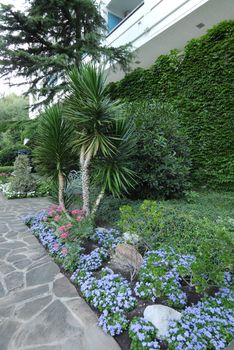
[0,0,26,96]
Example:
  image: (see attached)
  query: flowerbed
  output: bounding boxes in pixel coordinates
[24,206,234,350]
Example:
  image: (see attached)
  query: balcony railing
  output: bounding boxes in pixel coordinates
[106,1,144,37]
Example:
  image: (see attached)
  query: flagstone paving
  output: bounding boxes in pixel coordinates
[0,193,120,350]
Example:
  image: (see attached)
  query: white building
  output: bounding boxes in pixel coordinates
[29,0,234,118]
[100,0,234,81]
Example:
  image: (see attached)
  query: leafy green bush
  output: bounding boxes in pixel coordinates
[9,155,36,193]
[108,21,234,190]
[125,101,191,199]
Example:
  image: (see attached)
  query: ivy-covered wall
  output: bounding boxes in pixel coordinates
[107,21,234,189]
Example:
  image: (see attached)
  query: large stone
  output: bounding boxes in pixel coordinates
[144,304,182,338]
[26,261,59,286]
[111,243,143,276]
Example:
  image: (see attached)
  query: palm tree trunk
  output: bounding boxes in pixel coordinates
[58,170,65,208]
[91,188,105,216]
[80,149,91,216]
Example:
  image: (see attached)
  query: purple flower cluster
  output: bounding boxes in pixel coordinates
[98,310,128,336]
[167,287,234,350]
[70,247,108,285]
[129,317,160,350]
[78,267,137,335]
[91,227,123,249]
[135,248,195,308]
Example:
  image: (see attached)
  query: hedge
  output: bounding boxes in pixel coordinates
[107,21,234,189]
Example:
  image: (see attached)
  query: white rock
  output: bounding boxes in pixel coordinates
[123,231,140,244]
[143,304,182,338]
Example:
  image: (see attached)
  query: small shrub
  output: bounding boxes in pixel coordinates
[9,154,36,193]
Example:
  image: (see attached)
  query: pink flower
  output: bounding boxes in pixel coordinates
[76,216,82,222]
[60,231,69,239]
[54,215,60,222]
[66,223,73,229]
[61,247,68,256]
[58,225,65,232]
[56,205,64,213]
[53,242,59,250]
[71,209,85,216]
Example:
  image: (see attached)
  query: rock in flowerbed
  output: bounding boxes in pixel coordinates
[110,243,143,280]
[143,304,182,338]
[24,206,234,350]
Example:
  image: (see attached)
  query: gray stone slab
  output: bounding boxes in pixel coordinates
[0,281,5,298]
[15,295,52,320]
[13,258,32,269]
[0,319,20,350]
[0,262,16,275]
[0,248,9,259]
[0,284,49,306]
[0,241,26,250]
[26,261,59,287]
[0,305,14,319]
[7,254,27,263]
[5,271,24,292]
[14,300,84,348]
[53,276,78,298]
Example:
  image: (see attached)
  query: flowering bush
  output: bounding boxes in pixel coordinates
[167,287,234,350]
[135,249,195,308]
[129,317,160,350]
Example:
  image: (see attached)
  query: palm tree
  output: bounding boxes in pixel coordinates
[65,64,136,216]
[34,104,75,208]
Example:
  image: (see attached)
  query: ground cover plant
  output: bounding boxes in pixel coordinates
[24,199,234,350]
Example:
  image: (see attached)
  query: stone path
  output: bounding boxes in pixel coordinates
[0,194,120,350]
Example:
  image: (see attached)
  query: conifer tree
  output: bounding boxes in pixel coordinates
[0,0,132,106]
